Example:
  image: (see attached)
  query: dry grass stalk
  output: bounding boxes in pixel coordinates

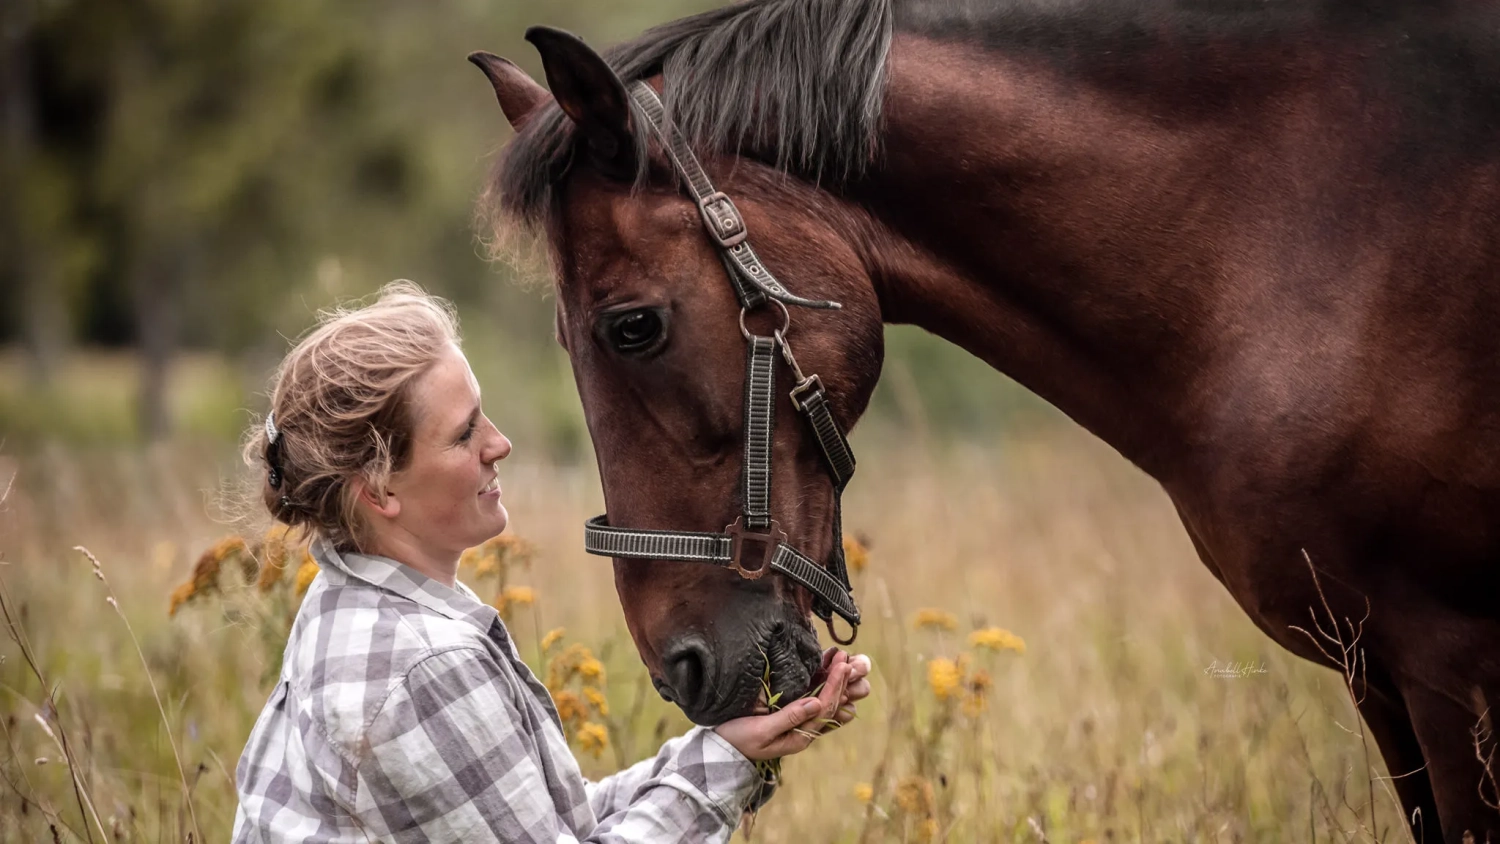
[76,545,202,843]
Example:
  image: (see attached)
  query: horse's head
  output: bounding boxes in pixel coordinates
[472,29,884,725]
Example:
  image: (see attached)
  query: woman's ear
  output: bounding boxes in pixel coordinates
[355,477,401,521]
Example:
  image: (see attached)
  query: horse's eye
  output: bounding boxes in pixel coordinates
[606,309,665,354]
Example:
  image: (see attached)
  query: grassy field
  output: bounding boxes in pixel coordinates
[0,358,1410,842]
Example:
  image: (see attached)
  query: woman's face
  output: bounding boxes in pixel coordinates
[380,343,512,558]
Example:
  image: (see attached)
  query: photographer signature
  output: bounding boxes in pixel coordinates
[1203,659,1269,679]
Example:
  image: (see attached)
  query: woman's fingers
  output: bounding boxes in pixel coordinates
[819,661,850,717]
[712,657,869,761]
[716,696,822,760]
[848,653,871,679]
[841,676,872,703]
[769,697,825,739]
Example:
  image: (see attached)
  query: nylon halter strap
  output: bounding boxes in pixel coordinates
[581,81,862,643]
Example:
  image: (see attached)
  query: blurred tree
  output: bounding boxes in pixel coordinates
[1,0,82,385]
[4,0,435,438]
[2,0,1053,451]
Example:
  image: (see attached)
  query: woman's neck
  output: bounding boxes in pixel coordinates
[365,529,461,588]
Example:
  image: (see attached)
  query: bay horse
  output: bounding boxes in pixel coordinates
[470,0,1500,838]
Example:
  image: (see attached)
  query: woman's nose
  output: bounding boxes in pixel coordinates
[484,426,512,463]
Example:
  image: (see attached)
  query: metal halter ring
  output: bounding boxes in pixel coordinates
[738,298,791,342]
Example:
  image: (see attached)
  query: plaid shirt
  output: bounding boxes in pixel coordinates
[233,539,763,843]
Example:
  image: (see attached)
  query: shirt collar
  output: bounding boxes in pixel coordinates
[311,537,499,632]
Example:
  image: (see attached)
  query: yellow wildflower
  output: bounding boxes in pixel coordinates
[169,535,250,615]
[583,687,609,716]
[893,776,935,815]
[167,581,196,617]
[459,546,479,567]
[843,536,870,573]
[557,643,593,672]
[541,627,566,652]
[577,722,609,758]
[959,667,992,717]
[547,643,599,690]
[456,545,492,578]
[490,533,535,563]
[256,555,287,592]
[462,534,535,579]
[969,626,1026,654]
[853,783,874,803]
[927,658,962,700]
[257,524,295,592]
[294,552,319,597]
[961,691,988,718]
[912,608,958,632]
[553,690,586,726]
[475,555,500,578]
[578,657,605,685]
[502,586,537,607]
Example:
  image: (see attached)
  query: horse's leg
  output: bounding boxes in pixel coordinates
[1402,682,1500,843]
[1355,674,1443,843]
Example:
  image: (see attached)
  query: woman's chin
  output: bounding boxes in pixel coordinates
[487,505,508,536]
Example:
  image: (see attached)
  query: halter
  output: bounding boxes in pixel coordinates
[581,81,862,644]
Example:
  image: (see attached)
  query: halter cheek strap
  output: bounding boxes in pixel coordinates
[580,82,862,641]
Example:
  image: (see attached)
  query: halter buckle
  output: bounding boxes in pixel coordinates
[725,516,785,580]
[788,373,825,411]
[698,191,748,248]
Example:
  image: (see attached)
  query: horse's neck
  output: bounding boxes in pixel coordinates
[854,35,1259,475]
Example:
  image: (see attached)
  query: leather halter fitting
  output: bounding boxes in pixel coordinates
[581,82,862,644]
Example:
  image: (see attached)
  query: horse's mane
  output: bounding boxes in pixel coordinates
[494,0,894,230]
[490,0,1500,232]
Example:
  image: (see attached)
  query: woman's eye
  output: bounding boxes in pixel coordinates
[607,310,664,353]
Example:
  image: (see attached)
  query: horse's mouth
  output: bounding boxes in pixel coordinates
[669,608,824,725]
[750,652,830,715]
[735,623,824,719]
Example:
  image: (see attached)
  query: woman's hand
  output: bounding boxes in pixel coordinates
[713,650,873,762]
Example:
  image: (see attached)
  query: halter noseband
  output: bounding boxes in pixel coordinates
[581,82,862,644]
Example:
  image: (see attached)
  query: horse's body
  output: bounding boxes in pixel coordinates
[474,1,1500,838]
[876,24,1500,841]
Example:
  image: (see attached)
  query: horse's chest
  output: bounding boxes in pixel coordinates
[1166,481,1393,668]
[1169,463,1500,675]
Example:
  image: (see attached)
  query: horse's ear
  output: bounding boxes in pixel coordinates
[524,26,636,178]
[467,52,552,130]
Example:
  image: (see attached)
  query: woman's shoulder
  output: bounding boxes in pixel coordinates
[281,574,501,757]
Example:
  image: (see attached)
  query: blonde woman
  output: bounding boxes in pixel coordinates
[232,282,871,843]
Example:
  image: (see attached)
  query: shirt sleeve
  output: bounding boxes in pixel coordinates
[583,726,770,829]
[348,647,762,844]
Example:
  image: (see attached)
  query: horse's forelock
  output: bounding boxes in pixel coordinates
[484,0,895,240]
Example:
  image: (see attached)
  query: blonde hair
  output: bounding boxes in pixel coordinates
[242,281,461,551]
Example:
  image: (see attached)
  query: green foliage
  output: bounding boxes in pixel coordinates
[0,0,729,357]
[0,0,1058,447]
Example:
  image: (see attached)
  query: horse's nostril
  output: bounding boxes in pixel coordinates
[652,676,675,703]
[661,637,714,710]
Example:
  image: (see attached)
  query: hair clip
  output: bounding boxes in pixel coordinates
[265,410,285,490]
